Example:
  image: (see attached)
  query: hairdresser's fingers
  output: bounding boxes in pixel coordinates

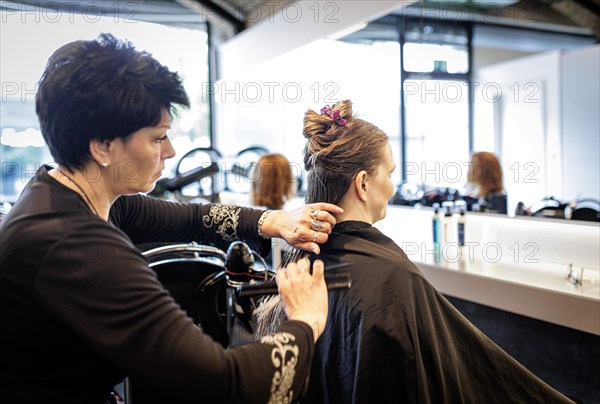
[305,203,343,234]
[294,241,321,255]
[277,258,328,342]
[311,259,325,283]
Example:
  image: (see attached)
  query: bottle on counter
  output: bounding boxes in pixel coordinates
[442,201,456,246]
[457,209,466,247]
[432,203,443,263]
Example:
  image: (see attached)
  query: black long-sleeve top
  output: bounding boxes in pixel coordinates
[0,166,314,404]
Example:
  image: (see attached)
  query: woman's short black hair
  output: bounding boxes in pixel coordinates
[36,33,190,170]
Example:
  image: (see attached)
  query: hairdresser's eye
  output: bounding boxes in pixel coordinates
[156,135,168,143]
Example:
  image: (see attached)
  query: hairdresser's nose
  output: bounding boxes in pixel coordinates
[162,137,176,160]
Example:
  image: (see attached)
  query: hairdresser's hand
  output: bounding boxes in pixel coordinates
[261,203,343,254]
[277,259,328,342]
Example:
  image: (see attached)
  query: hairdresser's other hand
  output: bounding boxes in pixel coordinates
[261,203,343,254]
[277,259,328,342]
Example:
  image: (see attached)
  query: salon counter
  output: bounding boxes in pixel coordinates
[376,206,600,336]
[416,259,599,335]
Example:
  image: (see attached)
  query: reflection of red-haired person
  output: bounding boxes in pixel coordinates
[251,153,295,210]
[466,151,507,214]
[251,153,296,269]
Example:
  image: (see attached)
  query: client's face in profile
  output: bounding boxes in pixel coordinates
[366,143,396,223]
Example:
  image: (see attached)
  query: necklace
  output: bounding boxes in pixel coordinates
[57,169,100,217]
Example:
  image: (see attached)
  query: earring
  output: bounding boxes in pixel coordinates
[102,162,108,168]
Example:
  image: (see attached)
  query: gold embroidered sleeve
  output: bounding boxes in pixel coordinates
[202,204,241,242]
[260,332,300,404]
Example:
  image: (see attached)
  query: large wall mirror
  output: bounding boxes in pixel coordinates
[213,1,599,221]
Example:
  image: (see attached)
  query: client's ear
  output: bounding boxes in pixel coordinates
[354,171,368,202]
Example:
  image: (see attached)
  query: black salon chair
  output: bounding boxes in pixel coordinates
[565,198,600,222]
[142,242,231,344]
[528,196,567,219]
[125,242,231,404]
[224,145,269,193]
[518,197,599,222]
[150,147,223,203]
[124,241,274,403]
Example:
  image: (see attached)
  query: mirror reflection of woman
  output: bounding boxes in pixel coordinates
[0,34,343,404]
[465,151,507,214]
[258,100,574,404]
[251,153,296,210]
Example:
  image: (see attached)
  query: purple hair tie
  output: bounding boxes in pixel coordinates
[320,105,347,126]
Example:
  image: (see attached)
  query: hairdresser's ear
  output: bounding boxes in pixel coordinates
[89,139,112,167]
[354,170,368,202]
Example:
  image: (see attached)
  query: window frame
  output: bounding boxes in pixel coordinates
[398,17,474,181]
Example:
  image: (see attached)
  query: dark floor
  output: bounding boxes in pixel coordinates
[445,295,600,404]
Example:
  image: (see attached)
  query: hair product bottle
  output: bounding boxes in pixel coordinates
[432,204,444,263]
[442,201,456,245]
[457,209,466,247]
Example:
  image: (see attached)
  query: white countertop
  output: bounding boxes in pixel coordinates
[416,258,599,335]
[421,256,599,301]
[377,205,600,335]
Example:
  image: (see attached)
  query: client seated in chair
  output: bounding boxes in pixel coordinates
[257,100,574,404]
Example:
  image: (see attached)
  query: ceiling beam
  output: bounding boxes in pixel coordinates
[217,0,417,79]
[182,0,245,32]
[571,0,600,17]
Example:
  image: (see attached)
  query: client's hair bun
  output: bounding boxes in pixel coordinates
[303,100,353,166]
[331,100,353,122]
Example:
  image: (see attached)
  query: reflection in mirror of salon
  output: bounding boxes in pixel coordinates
[212,4,600,225]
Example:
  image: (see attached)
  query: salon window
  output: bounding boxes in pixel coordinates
[0,6,210,204]
[401,21,471,189]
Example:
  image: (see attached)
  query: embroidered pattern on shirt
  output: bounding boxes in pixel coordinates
[202,204,241,242]
[261,332,299,404]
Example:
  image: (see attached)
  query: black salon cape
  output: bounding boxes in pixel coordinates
[300,221,572,404]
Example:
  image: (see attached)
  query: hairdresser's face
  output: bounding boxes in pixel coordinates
[367,143,396,223]
[108,109,175,195]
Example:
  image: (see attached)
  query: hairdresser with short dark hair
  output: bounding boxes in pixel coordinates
[0,33,341,404]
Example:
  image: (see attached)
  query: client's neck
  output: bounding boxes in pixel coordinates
[335,197,372,225]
